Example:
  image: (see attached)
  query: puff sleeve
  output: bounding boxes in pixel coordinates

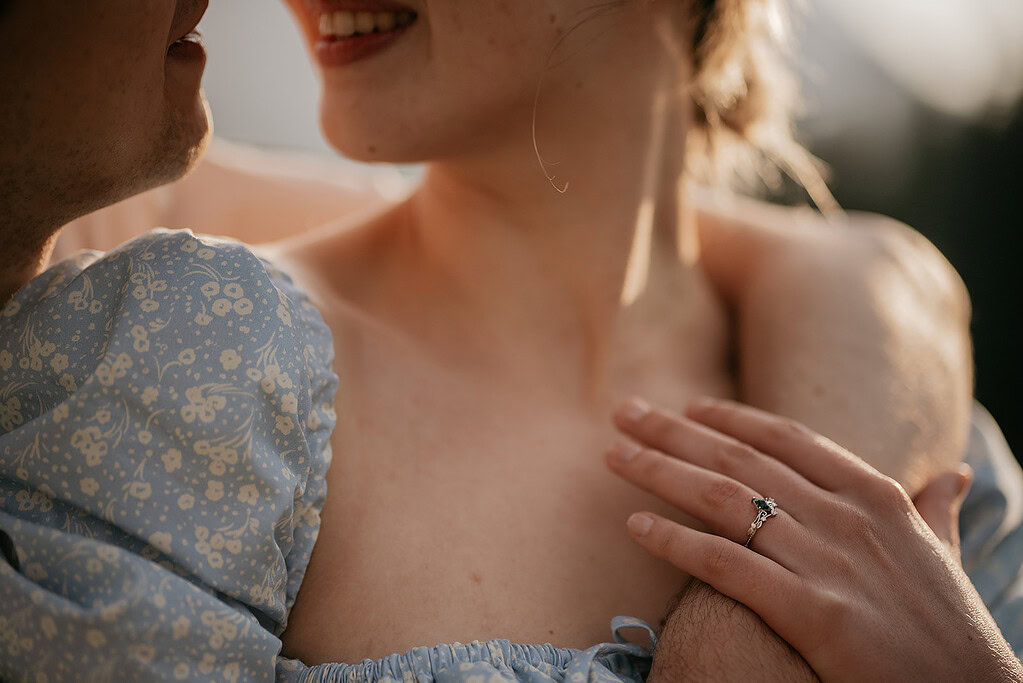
[0,229,338,681]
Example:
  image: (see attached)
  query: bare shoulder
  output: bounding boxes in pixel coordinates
[835,211,970,314]
[694,194,974,487]
[257,199,407,326]
[694,192,970,321]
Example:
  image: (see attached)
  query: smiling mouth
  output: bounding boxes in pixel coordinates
[318,9,418,40]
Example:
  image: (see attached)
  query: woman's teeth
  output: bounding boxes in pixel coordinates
[318,10,416,39]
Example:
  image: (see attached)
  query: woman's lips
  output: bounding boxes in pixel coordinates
[308,0,414,13]
[315,24,414,68]
[314,8,417,68]
[318,8,415,36]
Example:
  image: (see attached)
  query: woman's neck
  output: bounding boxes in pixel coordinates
[396,47,698,379]
[294,7,714,399]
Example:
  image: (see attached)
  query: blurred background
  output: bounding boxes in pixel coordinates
[198,1,1022,461]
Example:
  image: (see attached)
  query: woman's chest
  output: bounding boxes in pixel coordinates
[283,349,733,666]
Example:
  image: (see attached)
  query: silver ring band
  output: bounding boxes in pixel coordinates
[744,497,778,548]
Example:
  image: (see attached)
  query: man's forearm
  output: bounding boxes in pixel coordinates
[649,579,818,682]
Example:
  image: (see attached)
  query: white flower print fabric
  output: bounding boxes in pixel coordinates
[0,230,337,681]
[2,229,1019,681]
[0,229,662,683]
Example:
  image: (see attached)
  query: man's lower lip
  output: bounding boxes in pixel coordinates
[315,26,412,68]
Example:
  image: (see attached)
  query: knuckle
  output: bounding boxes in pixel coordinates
[730,441,761,463]
[710,442,756,478]
[644,411,679,445]
[870,475,912,510]
[831,500,870,533]
[702,540,736,577]
[635,449,666,479]
[813,588,851,634]
[703,476,743,510]
[814,589,841,620]
[833,500,890,556]
[767,416,812,442]
[708,445,736,478]
[652,525,682,562]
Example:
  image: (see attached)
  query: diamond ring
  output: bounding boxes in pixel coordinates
[744,497,778,548]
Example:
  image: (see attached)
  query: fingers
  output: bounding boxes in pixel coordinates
[613,398,820,512]
[912,465,973,564]
[625,511,804,632]
[680,397,877,492]
[606,441,800,566]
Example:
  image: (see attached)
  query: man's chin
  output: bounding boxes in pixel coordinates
[180,101,214,179]
[146,95,213,191]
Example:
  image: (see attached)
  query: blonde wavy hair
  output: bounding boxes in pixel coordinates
[683,0,834,208]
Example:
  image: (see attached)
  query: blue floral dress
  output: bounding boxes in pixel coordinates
[0,230,655,682]
[0,230,1019,682]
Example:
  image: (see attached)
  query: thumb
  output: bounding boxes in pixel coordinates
[913,464,973,563]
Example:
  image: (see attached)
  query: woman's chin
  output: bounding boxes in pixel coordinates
[322,135,392,163]
[319,113,384,162]
[320,122,430,165]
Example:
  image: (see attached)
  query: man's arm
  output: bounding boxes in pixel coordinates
[649,579,818,682]
[653,196,972,680]
[697,197,973,495]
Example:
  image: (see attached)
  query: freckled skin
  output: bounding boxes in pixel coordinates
[274,0,718,666]
[281,0,635,164]
[269,0,970,674]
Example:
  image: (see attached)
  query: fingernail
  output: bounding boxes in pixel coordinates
[627,513,654,536]
[609,441,642,464]
[618,397,651,423]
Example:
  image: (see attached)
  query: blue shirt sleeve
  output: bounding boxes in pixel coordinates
[0,229,337,681]
[960,402,1023,655]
